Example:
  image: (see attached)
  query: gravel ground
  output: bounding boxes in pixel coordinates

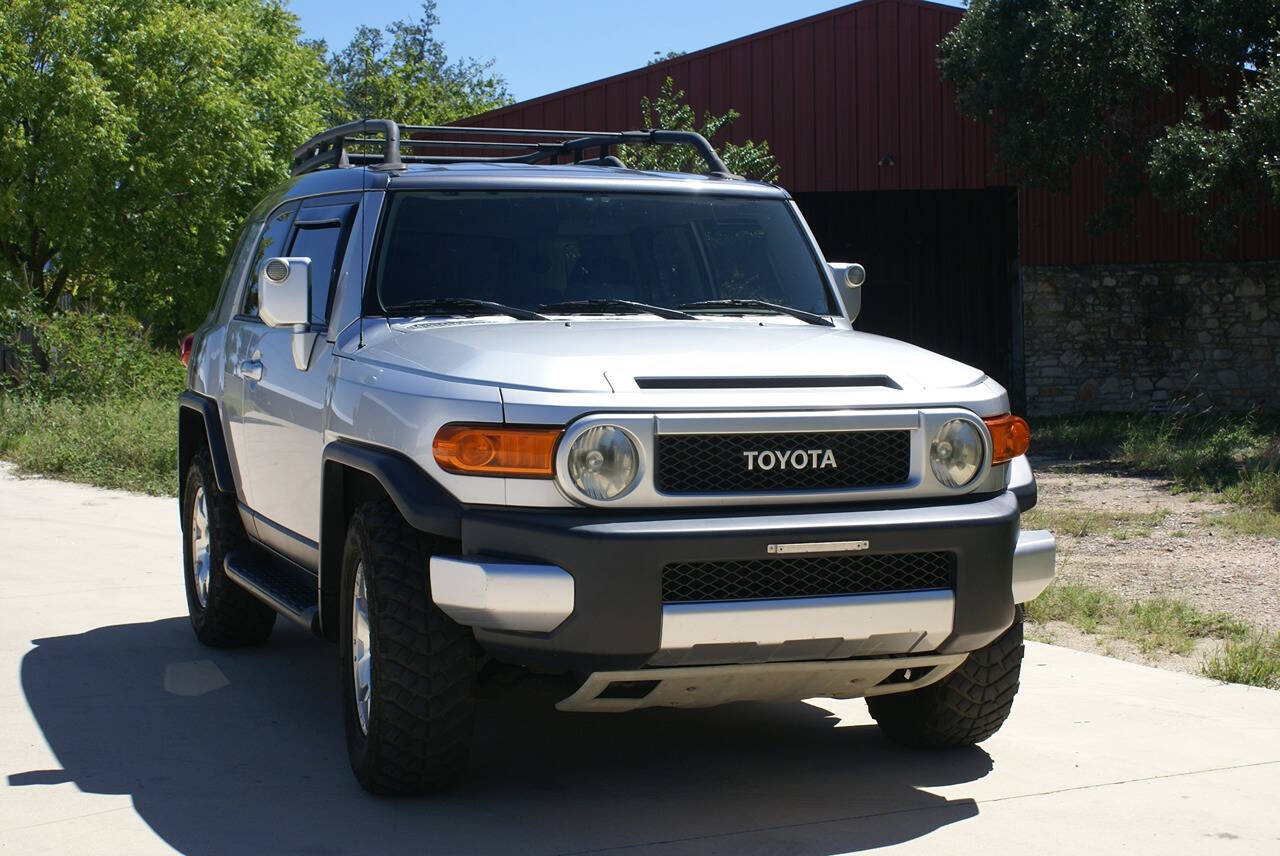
[1029,456,1280,635]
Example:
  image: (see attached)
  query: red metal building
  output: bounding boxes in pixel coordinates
[462,0,1278,403]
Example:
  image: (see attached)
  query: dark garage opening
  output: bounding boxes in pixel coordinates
[795,187,1023,411]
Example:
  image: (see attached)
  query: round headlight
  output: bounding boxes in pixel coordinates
[567,425,639,500]
[930,419,983,488]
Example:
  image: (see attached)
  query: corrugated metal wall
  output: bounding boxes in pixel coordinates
[464,0,1279,265]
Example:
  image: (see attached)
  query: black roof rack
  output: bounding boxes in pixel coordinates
[289,119,737,179]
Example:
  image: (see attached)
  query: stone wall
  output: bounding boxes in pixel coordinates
[1022,262,1280,415]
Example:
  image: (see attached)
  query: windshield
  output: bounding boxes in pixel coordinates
[375,192,838,317]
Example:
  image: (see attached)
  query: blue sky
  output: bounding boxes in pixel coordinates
[287,0,965,102]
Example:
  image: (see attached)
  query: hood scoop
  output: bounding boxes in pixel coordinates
[633,375,901,390]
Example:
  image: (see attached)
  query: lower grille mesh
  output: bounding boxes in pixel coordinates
[662,552,955,603]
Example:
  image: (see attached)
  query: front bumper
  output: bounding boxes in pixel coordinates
[431,490,1053,673]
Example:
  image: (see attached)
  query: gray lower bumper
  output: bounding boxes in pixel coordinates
[431,527,1054,663]
[434,490,1028,671]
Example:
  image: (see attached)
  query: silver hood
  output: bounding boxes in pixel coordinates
[355,317,988,394]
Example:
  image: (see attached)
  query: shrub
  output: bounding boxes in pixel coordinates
[0,308,184,401]
[0,307,182,494]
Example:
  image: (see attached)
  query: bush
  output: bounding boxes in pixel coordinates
[0,307,182,494]
[0,308,185,401]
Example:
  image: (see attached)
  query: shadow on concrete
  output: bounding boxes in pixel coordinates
[13,618,992,855]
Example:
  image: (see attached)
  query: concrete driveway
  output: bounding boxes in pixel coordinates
[2,464,1278,855]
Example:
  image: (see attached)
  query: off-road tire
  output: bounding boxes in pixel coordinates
[340,499,477,795]
[181,451,276,646]
[867,607,1024,748]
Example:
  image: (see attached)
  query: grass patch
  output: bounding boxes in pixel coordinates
[1033,411,1280,514]
[1022,507,1169,538]
[1200,507,1280,538]
[1202,633,1280,690]
[0,395,176,495]
[1120,598,1251,655]
[1024,583,1122,633]
[1026,582,1251,657]
[1033,413,1133,455]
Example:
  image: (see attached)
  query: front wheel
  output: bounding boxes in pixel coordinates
[340,499,477,794]
[867,607,1024,747]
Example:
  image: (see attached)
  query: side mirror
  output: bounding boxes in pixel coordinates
[258,257,311,328]
[828,262,865,323]
[258,256,321,371]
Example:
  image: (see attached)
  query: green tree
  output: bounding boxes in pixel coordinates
[648,50,687,66]
[0,0,331,332]
[939,0,1279,247]
[618,77,781,182]
[1149,63,1280,247]
[324,1,511,126]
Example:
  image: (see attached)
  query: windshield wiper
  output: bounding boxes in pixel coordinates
[538,298,699,321]
[384,297,548,321]
[676,299,834,327]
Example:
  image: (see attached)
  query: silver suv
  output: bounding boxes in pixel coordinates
[178,120,1055,794]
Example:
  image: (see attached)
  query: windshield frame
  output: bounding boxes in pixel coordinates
[364,189,842,320]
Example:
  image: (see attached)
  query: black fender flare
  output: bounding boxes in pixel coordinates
[317,439,463,639]
[178,390,235,495]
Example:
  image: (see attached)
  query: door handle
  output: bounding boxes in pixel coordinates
[238,359,263,382]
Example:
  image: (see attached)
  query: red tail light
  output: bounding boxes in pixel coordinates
[180,333,194,367]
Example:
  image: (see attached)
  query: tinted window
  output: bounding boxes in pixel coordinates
[215,219,260,321]
[288,222,348,325]
[375,193,835,316]
[242,203,298,318]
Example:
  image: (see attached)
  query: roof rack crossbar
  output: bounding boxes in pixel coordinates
[340,152,557,167]
[348,137,569,152]
[290,120,735,178]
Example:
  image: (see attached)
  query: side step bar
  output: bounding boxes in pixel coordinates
[224,550,320,633]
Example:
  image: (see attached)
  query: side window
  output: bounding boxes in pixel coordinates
[241,202,299,318]
[214,219,261,321]
[288,202,356,326]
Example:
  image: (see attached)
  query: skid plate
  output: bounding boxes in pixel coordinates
[557,653,967,713]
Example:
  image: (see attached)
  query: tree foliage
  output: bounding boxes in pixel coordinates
[618,78,781,182]
[323,1,510,126]
[0,0,331,333]
[648,50,687,66]
[939,0,1280,247]
[1149,62,1280,246]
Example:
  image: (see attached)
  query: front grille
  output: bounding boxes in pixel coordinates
[662,552,955,603]
[654,430,911,494]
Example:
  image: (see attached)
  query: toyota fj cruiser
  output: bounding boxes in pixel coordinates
[178,120,1055,794]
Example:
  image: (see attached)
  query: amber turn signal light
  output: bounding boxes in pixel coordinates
[983,414,1031,464]
[432,424,562,477]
